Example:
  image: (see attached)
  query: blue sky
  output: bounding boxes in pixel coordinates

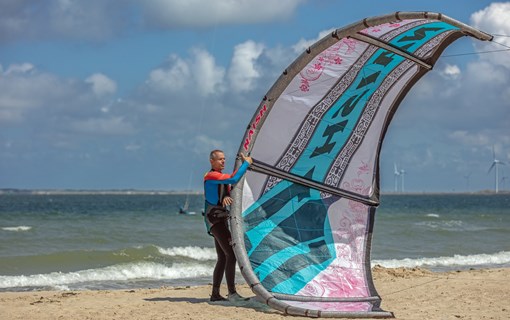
[1,0,509,192]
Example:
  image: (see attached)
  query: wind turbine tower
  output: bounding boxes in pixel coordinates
[488,146,505,193]
[400,167,406,193]
[464,172,472,193]
[500,169,509,191]
[393,163,400,193]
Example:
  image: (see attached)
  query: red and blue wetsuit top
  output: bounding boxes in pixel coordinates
[203,161,250,235]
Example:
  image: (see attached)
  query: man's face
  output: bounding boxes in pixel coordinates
[210,152,226,171]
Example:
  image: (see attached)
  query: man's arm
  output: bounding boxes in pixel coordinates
[205,160,250,185]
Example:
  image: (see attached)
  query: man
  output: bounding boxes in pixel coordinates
[203,149,252,302]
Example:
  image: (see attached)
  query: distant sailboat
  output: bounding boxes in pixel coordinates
[178,195,196,215]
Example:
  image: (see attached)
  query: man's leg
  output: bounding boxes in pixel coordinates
[210,231,227,301]
[210,221,237,295]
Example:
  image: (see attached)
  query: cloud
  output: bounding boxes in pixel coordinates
[0,62,131,145]
[449,130,491,146]
[125,143,142,152]
[471,2,510,68]
[140,0,304,28]
[1,1,307,43]
[147,55,191,94]
[70,116,134,135]
[0,63,73,123]
[0,0,129,42]
[191,48,226,96]
[146,49,225,97]
[2,2,508,190]
[0,0,306,42]
[4,62,35,75]
[192,134,231,157]
[228,41,265,93]
[47,0,127,40]
[85,73,117,97]
[292,28,336,54]
[441,64,461,79]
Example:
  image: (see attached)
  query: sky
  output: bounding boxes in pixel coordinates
[1,0,509,193]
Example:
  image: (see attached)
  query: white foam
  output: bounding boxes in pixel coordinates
[426,214,440,218]
[2,226,32,232]
[157,246,216,261]
[415,220,490,232]
[0,262,213,289]
[372,251,510,269]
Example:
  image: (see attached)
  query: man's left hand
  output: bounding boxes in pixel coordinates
[222,196,233,207]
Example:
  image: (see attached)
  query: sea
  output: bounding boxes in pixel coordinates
[0,193,509,292]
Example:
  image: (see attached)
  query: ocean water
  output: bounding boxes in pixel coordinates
[0,193,509,292]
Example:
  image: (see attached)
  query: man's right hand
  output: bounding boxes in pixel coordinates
[241,154,253,165]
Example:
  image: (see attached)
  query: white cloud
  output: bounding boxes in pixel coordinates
[292,28,336,54]
[4,62,35,75]
[228,40,264,93]
[190,48,225,95]
[125,143,142,152]
[471,2,510,68]
[70,116,134,135]
[0,0,34,41]
[147,49,225,96]
[0,62,129,143]
[0,64,42,123]
[141,0,304,28]
[449,130,491,146]
[441,64,461,79]
[465,60,508,86]
[147,54,191,93]
[0,64,69,122]
[192,134,232,157]
[48,0,132,41]
[0,1,307,43]
[85,73,117,96]
[0,0,127,42]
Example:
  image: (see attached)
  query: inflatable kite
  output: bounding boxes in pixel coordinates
[230,12,493,318]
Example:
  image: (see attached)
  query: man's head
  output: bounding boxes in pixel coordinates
[210,149,226,172]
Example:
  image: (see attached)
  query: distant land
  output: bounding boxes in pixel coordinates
[1,188,509,196]
[0,189,203,195]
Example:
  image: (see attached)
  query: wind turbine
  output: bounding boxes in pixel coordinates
[393,163,400,193]
[400,166,406,193]
[500,169,509,191]
[488,146,505,193]
[463,172,472,193]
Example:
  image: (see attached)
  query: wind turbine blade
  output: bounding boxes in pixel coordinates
[492,145,496,160]
[488,162,495,173]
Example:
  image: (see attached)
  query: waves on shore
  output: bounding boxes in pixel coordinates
[1,246,509,291]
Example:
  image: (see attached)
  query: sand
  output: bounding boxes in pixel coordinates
[1,267,508,320]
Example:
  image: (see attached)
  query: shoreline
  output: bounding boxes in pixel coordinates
[2,189,510,195]
[1,267,509,320]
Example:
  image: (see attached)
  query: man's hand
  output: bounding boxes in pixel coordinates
[240,153,253,165]
[222,196,233,207]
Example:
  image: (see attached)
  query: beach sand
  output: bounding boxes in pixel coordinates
[1,267,508,320]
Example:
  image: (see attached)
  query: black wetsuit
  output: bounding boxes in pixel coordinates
[210,218,236,295]
[203,162,249,296]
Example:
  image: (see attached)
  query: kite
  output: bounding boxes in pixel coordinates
[229,12,493,318]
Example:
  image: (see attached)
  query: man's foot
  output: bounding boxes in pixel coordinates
[210,294,227,302]
[228,292,249,302]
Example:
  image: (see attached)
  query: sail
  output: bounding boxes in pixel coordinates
[230,12,492,318]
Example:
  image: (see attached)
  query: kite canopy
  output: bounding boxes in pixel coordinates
[230,12,492,318]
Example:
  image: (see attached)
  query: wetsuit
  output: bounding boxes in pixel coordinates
[203,160,249,296]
